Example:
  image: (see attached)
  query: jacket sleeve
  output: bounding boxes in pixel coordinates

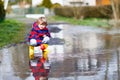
[44,28,51,38]
[28,28,37,40]
[28,27,42,45]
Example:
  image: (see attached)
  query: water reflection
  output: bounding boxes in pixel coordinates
[0,24,120,80]
[48,25,120,80]
[11,44,30,79]
[0,44,30,80]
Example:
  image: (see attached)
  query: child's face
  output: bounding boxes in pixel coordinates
[38,24,46,29]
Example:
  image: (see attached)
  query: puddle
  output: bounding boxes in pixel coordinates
[0,24,120,80]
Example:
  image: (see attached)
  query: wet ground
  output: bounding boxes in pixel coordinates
[0,23,120,80]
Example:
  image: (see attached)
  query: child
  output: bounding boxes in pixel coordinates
[28,17,50,59]
[28,17,51,80]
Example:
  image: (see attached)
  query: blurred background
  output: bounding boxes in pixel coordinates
[1,0,120,80]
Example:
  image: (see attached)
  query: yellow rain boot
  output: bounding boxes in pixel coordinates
[41,44,49,60]
[29,46,34,60]
[43,49,49,60]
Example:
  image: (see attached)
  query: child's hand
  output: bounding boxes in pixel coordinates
[42,36,50,43]
[30,39,37,46]
[40,44,48,50]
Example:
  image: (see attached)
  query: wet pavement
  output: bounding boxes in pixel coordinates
[0,23,120,80]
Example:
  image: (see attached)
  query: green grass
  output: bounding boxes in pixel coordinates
[48,16,110,28]
[0,19,26,47]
